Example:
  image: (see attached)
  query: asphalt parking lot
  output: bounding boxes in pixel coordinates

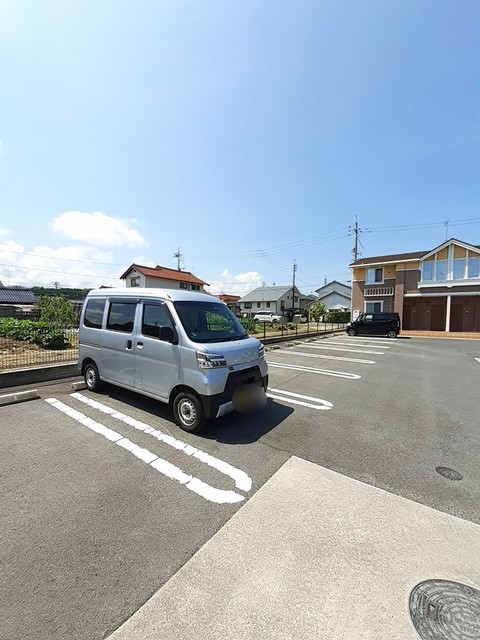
[1,334,480,639]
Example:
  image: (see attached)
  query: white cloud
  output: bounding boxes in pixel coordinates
[207,269,263,298]
[50,211,146,247]
[0,239,121,288]
[0,226,11,238]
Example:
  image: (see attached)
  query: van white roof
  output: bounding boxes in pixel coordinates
[85,287,223,304]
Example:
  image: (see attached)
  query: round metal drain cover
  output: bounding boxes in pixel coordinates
[409,579,480,639]
[436,466,463,481]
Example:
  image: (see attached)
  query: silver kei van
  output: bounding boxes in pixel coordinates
[78,288,268,433]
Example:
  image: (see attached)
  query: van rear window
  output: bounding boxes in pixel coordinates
[83,299,106,329]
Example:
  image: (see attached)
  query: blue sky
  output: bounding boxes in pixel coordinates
[1,0,479,296]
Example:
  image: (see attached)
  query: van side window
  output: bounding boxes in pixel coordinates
[142,303,174,338]
[363,314,374,323]
[83,299,106,329]
[107,302,136,333]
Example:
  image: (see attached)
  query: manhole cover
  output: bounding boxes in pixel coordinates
[436,466,463,481]
[409,579,480,639]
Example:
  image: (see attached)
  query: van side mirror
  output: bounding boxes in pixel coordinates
[159,326,178,344]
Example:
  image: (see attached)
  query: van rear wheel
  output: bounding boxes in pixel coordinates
[173,392,206,433]
[84,362,102,391]
[386,330,398,339]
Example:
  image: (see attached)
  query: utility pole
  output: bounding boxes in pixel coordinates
[351,217,361,262]
[292,260,297,314]
[174,248,182,271]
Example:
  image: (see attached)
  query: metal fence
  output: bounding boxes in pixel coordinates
[0,323,347,373]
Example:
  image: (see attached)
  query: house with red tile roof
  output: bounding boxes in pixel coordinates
[120,264,209,292]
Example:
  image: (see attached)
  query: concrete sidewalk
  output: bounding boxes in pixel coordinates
[109,457,480,639]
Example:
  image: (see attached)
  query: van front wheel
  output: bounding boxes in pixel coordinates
[173,392,206,433]
[347,328,356,336]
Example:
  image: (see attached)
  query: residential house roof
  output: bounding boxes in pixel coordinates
[239,285,302,303]
[120,263,209,286]
[349,239,480,268]
[315,280,351,297]
[0,287,39,305]
[216,294,241,303]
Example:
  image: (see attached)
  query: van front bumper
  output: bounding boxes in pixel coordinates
[201,367,269,419]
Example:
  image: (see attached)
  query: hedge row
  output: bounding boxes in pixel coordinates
[0,318,71,350]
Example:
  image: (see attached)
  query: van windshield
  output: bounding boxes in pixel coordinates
[173,301,248,343]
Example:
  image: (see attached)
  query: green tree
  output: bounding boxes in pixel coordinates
[39,295,77,327]
[308,300,327,321]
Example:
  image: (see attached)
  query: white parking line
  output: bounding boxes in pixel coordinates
[45,397,249,504]
[297,343,384,355]
[326,340,391,349]
[267,361,361,379]
[274,349,375,365]
[475,358,480,364]
[267,388,333,410]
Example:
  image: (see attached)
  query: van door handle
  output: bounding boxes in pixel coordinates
[137,341,144,349]
[126,340,132,349]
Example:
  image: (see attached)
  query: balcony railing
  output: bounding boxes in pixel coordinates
[364,287,394,297]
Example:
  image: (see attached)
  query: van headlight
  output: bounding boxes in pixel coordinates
[258,343,265,359]
[196,351,227,369]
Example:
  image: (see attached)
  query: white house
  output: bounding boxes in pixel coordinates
[314,280,351,312]
[238,285,313,319]
[120,264,209,292]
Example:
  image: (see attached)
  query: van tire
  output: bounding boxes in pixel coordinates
[386,330,398,339]
[173,392,206,433]
[347,328,356,336]
[84,362,102,392]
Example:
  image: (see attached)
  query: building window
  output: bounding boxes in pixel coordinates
[366,268,383,284]
[256,302,261,308]
[468,257,480,278]
[179,282,188,289]
[365,301,383,313]
[266,301,271,308]
[244,302,252,309]
[130,277,140,287]
[422,262,434,281]
[435,259,448,281]
[453,258,466,279]
[191,284,200,291]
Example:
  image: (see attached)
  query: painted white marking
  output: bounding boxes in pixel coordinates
[267,388,333,410]
[326,340,391,349]
[267,361,360,379]
[45,398,245,504]
[475,358,480,364]
[274,349,375,365]
[70,392,251,492]
[297,343,384,355]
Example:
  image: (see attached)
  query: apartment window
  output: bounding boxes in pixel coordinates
[366,268,383,284]
[435,259,448,281]
[365,301,382,313]
[422,262,434,281]
[468,257,480,278]
[453,258,466,280]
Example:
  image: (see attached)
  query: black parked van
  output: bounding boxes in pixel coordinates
[346,312,400,338]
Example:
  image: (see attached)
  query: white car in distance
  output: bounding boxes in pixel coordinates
[253,311,283,323]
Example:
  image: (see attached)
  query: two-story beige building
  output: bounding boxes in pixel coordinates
[350,238,480,333]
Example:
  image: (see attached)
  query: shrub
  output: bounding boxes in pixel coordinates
[0,318,70,350]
